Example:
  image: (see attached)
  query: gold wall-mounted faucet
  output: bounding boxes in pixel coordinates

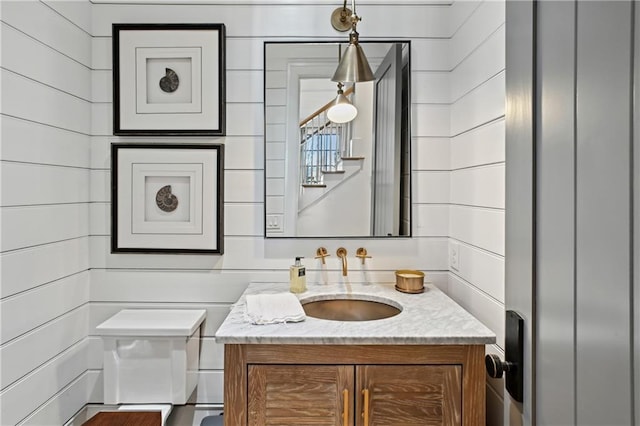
[336,247,348,276]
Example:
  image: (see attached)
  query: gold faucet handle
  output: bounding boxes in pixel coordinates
[355,247,371,264]
[315,247,330,264]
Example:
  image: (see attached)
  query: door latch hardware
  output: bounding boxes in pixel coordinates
[485,310,524,402]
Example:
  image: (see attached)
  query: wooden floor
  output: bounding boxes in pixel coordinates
[82,411,161,426]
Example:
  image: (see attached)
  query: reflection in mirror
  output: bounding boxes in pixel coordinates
[264,41,411,238]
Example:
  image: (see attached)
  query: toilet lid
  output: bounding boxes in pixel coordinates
[96,309,206,336]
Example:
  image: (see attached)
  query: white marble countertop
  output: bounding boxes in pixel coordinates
[214,282,496,345]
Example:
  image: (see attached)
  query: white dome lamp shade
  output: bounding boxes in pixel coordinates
[327,82,358,123]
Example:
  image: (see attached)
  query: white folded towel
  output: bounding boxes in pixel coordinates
[245,293,306,325]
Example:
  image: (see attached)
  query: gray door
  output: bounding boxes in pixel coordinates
[372,44,402,236]
[507,1,638,425]
[505,1,535,423]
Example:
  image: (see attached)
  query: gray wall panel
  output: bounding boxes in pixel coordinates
[634,2,640,421]
[575,1,633,424]
[505,0,535,423]
[535,1,576,425]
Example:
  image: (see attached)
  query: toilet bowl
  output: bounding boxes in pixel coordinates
[95,309,207,424]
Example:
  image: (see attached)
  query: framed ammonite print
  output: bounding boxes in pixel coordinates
[112,23,226,136]
[111,144,224,254]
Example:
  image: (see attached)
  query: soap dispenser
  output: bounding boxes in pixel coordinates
[289,257,307,293]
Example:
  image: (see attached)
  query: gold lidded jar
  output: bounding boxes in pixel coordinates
[395,270,425,294]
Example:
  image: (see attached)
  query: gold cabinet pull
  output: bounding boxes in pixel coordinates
[342,389,349,425]
[361,388,370,426]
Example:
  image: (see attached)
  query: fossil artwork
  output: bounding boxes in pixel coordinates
[156,185,179,212]
[159,68,179,93]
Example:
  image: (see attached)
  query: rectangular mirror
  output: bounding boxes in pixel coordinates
[264,41,411,238]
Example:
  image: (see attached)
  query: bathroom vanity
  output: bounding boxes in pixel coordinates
[215,282,495,426]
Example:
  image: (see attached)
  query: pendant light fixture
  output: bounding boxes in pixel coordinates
[330,0,375,83]
[327,45,357,123]
[327,82,358,123]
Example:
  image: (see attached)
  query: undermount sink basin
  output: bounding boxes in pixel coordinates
[302,297,402,321]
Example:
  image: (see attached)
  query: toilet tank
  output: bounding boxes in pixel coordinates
[96,309,207,405]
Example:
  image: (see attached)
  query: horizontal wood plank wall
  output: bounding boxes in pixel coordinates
[88,0,464,411]
[448,1,506,424]
[0,1,92,425]
[1,1,508,423]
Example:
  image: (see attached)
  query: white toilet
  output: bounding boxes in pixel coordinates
[95,309,207,425]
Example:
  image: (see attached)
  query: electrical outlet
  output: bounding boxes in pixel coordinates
[450,242,460,271]
[266,215,283,232]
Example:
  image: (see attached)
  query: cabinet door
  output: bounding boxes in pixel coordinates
[248,365,354,425]
[356,365,462,426]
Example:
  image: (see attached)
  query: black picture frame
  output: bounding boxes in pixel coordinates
[113,23,226,136]
[111,143,224,254]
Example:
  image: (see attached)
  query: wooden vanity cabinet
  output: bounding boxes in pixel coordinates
[225,344,484,426]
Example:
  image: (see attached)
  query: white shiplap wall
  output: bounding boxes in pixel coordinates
[1,0,506,424]
[88,0,460,408]
[0,1,92,425]
[447,1,506,424]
